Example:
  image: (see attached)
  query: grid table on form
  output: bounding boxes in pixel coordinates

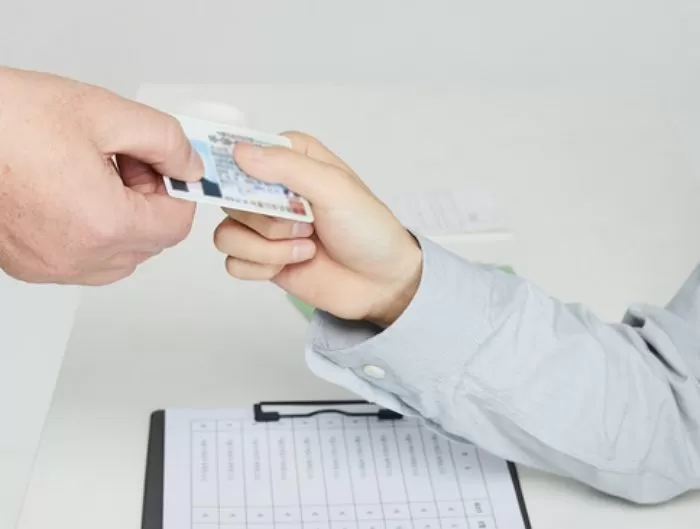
[162,410,528,529]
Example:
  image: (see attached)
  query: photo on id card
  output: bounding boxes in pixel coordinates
[163,115,314,223]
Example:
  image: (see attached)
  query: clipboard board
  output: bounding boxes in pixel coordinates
[142,400,532,529]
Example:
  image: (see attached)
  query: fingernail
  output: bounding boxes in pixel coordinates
[292,222,314,238]
[292,243,314,262]
[189,146,204,177]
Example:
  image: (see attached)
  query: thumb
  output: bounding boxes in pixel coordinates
[126,189,196,249]
[233,141,356,208]
[89,92,204,182]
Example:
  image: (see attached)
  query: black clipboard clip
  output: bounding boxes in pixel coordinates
[253,399,403,423]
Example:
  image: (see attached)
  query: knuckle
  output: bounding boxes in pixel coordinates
[225,257,245,278]
[282,130,317,146]
[108,263,137,282]
[257,266,281,280]
[161,114,188,156]
[224,257,280,281]
[261,218,292,240]
[88,215,124,244]
[121,263,138,278]
[266,264,285,279]
[213,221,233,251]
[154,204,195,249]
[266,242,294,265]
[125,252,151,266]
[170,215,194,244]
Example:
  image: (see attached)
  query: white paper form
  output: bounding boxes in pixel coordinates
[162,408,529,529]
[381,188,511,242]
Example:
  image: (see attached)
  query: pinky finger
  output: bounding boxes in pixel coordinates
[225,256,284,280]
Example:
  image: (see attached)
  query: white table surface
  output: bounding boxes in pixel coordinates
[13,83,700,529]
[0,279,80,529]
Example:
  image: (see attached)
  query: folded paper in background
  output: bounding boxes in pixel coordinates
[287,264,515,321]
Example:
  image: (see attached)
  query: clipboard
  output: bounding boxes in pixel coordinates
[142,400,532,529]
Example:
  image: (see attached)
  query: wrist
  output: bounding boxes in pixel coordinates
[365,235,423,328]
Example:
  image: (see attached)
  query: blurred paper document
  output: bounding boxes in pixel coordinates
[384,187,509,238]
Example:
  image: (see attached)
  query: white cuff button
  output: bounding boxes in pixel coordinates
[363,365,386,379]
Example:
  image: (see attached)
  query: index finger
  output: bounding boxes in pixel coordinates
[280,131,354,172]
[281,131,371,193]
[86,90,204,182]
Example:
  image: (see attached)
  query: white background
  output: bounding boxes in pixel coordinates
[1,1,700,528]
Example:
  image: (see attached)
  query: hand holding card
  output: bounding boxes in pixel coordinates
[163,115,314,223]
[213,132,424,328]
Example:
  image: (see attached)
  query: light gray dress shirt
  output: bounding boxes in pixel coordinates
[305,234,700,504]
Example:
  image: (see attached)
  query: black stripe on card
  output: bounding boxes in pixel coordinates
[201,178,223,198]
[170,179,189,192]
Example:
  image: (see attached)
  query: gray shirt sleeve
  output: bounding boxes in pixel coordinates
[304,234,700,504]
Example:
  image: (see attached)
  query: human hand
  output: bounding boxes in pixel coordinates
[213,133,422,327]
[0,68,203,285]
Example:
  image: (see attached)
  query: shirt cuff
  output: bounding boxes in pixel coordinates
[306,233,522,416]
